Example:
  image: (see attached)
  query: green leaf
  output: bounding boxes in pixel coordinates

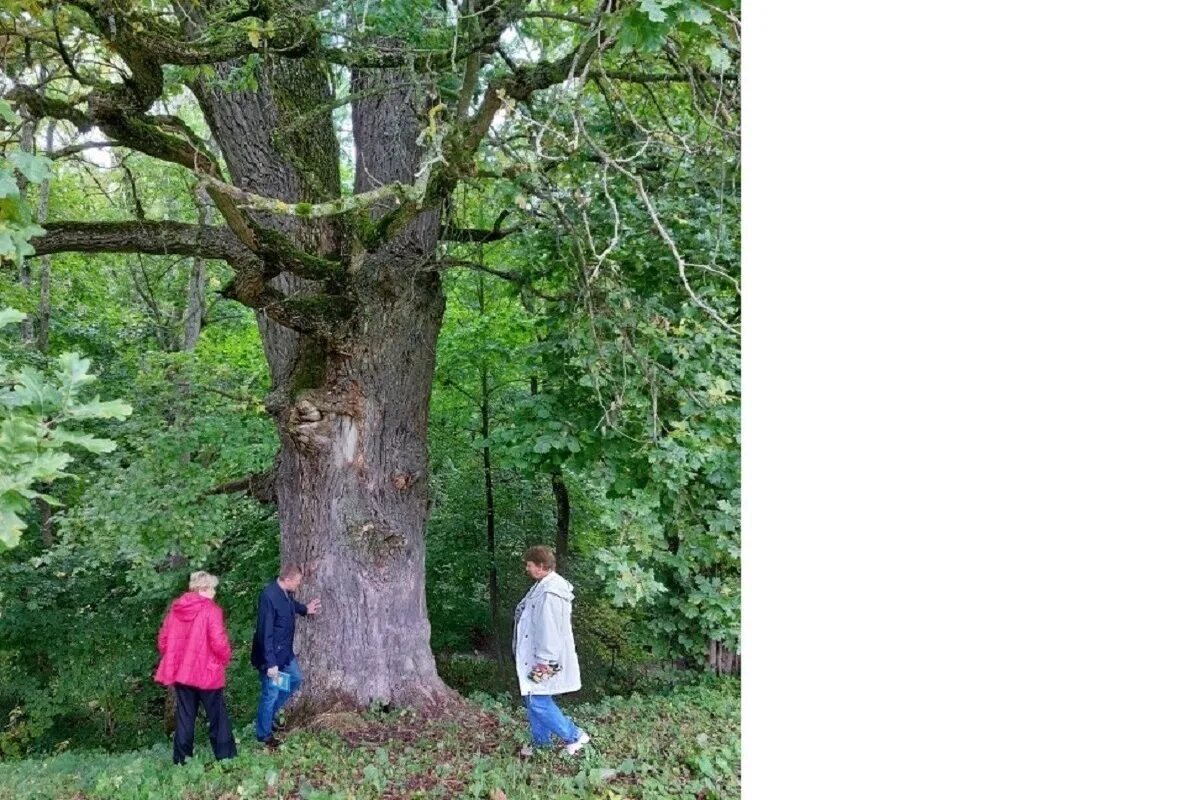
[0,505,25,548]
[638,0,669,22]
[52,429,118,454]
[56,352,96,393]
[0,99,18,126]
[706,43,732,73]
[65,399,133,420]
[620,10,672,52]
[0,170,20,199]
[677,4,713,25]
[0,307,27,328]
[3,367,54,408]
[23,450,73,482]
[10,150,51,184]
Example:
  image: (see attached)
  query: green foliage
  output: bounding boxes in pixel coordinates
[0,303,276,754]
[0,310,132,549]
[0,677,739,799]
[0,115,52,263]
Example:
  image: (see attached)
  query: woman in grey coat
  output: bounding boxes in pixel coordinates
[513,545,590,756]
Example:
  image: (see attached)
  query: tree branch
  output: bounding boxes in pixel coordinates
[207,469,276,505]
[5,84,260,253]
[368,11,610,250]
[218,273,353,340]
[438,258,562,302]
[442,225,518,243]
[196,172,423,221]
[48,140,120,159]
[589,71,706,84]
[32,220,254,264]
[516,12,592,25]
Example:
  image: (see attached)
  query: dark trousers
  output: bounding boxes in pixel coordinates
[173,683,236,764]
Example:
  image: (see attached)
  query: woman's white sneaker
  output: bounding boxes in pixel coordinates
[563,731,591,756]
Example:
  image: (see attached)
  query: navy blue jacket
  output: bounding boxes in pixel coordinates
[250,580,308,670]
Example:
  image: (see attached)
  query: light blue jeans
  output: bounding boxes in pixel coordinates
[524,693,581,747]
[255,659,303,741]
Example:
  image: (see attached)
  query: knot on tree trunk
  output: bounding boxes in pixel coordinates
[287,400,330,452]
[391,471,421,491]
[295,399,322,422]
[284,383,364,454]
[347,519,407,565]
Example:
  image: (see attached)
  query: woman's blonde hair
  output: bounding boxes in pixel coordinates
[189,571,219,592]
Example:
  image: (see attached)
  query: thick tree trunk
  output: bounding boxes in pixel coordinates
[276,277,452,711]
[182,44,455,712]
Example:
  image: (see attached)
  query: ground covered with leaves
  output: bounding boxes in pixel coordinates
[0,678,738,800]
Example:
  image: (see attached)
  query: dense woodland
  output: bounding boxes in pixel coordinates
[0,0,740,778]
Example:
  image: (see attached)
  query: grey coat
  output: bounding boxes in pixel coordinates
[512,571,582,696]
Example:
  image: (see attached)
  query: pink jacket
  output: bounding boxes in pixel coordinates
[154,592,232,690]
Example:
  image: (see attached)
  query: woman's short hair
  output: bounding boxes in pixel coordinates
[189,571,219,592]
[523,545,556,571]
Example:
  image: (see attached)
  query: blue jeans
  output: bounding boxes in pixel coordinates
[255,659,303,741]
[524,694,581,747]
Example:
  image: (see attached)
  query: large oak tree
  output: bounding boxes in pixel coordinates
[1,0,738,712]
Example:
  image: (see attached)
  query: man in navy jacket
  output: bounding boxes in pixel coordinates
[251,563,320,746]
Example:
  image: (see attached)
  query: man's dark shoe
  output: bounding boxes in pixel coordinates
[259,735,282,749]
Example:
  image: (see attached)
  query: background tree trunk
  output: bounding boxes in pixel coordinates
[477,276,503,661]
[707,639,741,676]
[181,187,209,352]
[551,466,570,574]
[35,122,53,355]
[34,121,55,546]
[530,374,571,573]
[481,364,502,663]
[16,119,35,345]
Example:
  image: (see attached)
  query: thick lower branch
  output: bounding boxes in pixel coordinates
[33,220,253,264]
[219,274,353,340]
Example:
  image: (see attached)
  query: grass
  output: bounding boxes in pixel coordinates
[0,677,739,799]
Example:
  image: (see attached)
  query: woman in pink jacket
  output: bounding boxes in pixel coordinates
[154,571,236,764]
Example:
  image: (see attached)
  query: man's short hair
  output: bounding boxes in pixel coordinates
[189,571,219,592]
[280,563,303,580]
[523,545,556,571]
